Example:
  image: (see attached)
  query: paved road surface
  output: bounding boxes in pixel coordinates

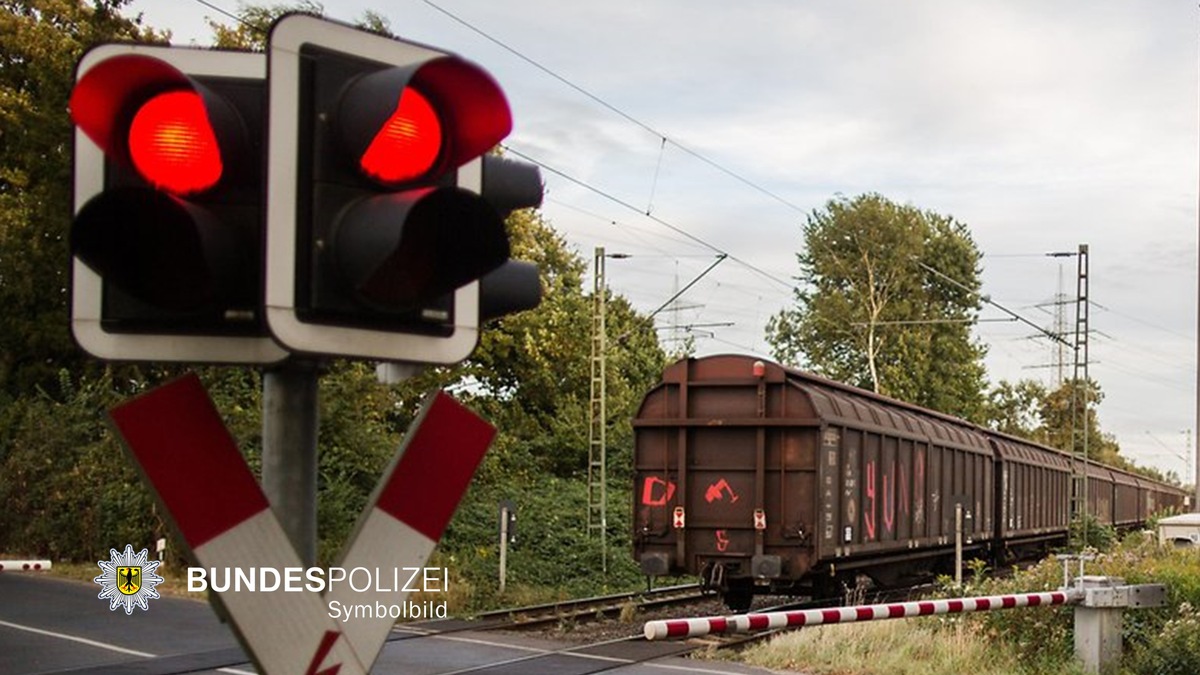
[0,572,781,674]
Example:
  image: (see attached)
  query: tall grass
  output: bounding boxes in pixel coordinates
[739,534,1200,675]
[739,617,1083,675]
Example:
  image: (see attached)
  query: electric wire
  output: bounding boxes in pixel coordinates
[421,0,808,215]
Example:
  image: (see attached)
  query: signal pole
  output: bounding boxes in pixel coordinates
[262,361,320,567]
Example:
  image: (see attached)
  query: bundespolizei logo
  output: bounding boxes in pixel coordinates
[95,544,164,614]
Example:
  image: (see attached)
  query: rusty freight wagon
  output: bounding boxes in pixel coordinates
[632,355,1187,610]
[633,355,996,610]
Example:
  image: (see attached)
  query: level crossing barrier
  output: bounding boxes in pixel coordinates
[643,576,1166,674]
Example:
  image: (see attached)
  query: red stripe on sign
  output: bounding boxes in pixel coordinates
[1002,596,1017,608]
[110,374,268,548]
[917,602,936,616]
[374,392,496,542]
[708,618,728,634]
[747,614,770,630]
[856,607,874,621]
[888,605,906,618]
[786,611,808,627]
[822,609,842,624]
[976,598,992,610]
[1027,595,1042,607]
[948,600,964,613]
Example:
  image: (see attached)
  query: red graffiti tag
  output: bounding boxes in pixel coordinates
[883,461,895,535]
[704,479,740,504]
[641,476,676,506]
[715,529,730,552]
[864,461,877,541]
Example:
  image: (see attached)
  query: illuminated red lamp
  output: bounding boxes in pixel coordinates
[128,90,223,195]
[359,87,442,186]
[69,54,238,197]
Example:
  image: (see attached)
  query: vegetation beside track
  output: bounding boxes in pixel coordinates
[736,534,1200,675]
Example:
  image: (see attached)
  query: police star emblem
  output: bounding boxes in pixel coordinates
[94,544,164,614]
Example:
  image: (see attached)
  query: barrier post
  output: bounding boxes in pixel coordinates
[1072,576,1165,674]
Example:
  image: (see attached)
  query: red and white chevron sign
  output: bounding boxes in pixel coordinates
[109,374,495,674]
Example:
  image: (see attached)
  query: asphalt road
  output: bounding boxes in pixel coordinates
[0,571,244,674]
[0,572,778,675]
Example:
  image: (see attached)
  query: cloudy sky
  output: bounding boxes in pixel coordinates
[131,0,1199,481]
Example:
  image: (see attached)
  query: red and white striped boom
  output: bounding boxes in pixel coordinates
[644,590,1077,640]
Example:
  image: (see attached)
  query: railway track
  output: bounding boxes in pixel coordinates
[381,582,944,673]
[403,582,710,635]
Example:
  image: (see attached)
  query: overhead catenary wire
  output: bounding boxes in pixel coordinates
[421,0,809,216]
[915,260,1070,347]
[504,145,794,290]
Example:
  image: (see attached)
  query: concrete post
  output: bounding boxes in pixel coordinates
[1072,576,1166,674]
[1074,577,1123,674]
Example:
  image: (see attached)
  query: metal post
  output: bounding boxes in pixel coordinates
[262,360,321,567]
[499,504,510,594]
[954,503,963,587]
[587,247,608,574]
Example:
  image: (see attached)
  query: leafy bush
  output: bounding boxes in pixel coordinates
[436,473,646,611]
[940,534,1200,674]
[1070,513,1118,551]
[1125,602,1200,675]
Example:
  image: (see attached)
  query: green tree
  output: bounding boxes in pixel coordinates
[0,0,162,399]
[1036,377,1124,468]
[766,193,988,419]
[983,378,1047,439]
[205,0,324,49]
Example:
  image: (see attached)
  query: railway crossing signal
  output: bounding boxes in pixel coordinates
[68,45,286,363]
[264,14,543,363]
[70,16,541,366]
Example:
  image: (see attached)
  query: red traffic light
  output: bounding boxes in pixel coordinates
[359,87,442,185]
[336,56,511,187]
[265,14,541,363]
[128,90,223,195]
[68,45,283,364]
[69,53,245,197]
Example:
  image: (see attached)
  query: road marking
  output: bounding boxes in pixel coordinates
[0,618,256,675]
[0,618,155,658]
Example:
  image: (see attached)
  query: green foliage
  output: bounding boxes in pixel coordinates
[1070,513,1118,552]
[0,0,163,399]
[938,536,1200,674]
[983,378,1047,439]
[766,193,988,420]
[436,475,645,610]
[0,369,159,560]
[204,1,323,50]
[935,557,1078,671]
[984,376,1172,484]
[1126,602,1200,675]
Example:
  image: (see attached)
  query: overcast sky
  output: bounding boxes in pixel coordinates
[130,0,1199,481]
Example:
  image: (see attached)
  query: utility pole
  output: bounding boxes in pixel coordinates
[1070,244,1091,548]
[587,247,609,574]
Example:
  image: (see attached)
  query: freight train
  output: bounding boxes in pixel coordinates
[632,355,1190,610]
